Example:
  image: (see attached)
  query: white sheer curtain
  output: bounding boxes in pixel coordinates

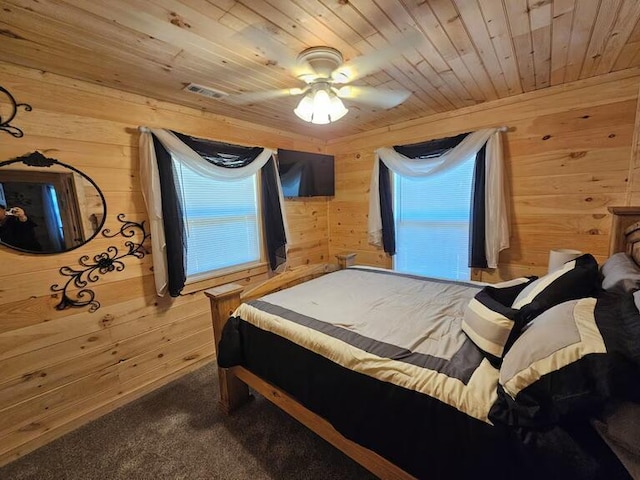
[139,127,289,296]
[368,128,509,269]
[485,132,509,267]
[139,131,168,296]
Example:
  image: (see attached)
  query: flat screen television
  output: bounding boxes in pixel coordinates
[277,149,335,197]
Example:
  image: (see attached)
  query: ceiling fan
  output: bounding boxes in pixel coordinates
[225,29,420,125]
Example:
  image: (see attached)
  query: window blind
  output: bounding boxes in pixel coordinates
[393,157,475,281]
[173,158,260,278]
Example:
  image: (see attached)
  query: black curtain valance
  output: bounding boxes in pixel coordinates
[172,131,264,168]
[393,132,470,158]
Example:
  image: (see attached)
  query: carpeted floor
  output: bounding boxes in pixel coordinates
[0,362,376,480]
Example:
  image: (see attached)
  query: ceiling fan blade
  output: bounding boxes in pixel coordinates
[332,29,422,83]
[235,27,316,79]
[226,88,304,105]
[336,86,411,109]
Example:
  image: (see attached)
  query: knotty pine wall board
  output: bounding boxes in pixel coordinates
[326,71,640,282]
[0,62,639,468]
[0,61,329,466]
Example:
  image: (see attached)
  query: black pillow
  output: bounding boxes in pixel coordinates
[510,253,600,329]
[490,291,640,428]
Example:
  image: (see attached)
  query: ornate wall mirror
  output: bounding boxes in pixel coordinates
[0,151,106,254]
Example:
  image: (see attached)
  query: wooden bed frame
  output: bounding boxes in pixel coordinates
[204,253,413,480]
[204,209,640,480]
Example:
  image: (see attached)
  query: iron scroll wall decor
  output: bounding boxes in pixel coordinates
[51,214,150,312]
[0,85,32,138]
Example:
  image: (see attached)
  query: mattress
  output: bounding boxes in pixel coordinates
[234,267,499,422]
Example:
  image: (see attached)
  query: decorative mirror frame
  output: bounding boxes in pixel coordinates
[0,85,32,138]
[0,150,107,254]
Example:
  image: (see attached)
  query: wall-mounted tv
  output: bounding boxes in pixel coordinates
[277,149,335,198]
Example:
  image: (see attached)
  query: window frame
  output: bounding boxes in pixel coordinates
[170,155,267,287]
[391,157,475,281]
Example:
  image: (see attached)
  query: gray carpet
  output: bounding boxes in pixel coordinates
[0,362,377,480]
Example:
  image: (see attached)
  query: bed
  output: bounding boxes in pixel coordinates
[205,208,640,480]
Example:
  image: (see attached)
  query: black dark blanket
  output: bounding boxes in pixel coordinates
[219,317,629,479]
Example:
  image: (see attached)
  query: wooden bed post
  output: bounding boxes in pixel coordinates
[204,284,251,414]
[608,207,640,255]
[335,252,357,269]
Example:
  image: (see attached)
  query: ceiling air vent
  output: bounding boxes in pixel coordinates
[183,83,228,100]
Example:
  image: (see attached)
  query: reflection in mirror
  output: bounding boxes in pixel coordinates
[0,152,106,254]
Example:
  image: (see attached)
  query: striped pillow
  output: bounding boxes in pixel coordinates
[491,292,640,427]
[462,277,536,363]
[511,254,599,322]
[499,298,605,399]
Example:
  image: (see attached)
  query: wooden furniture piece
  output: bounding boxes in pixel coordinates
[205,254,413,480]
[608,207,640,256]
[336,252,357,270]
[608,207,640,263]
[205,211,640,480]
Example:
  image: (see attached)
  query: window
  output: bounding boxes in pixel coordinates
[44,184,65,247]
[172,157,261,281]
[393,156,475,281]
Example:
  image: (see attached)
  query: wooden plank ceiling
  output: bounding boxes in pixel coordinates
[1,0,639,140]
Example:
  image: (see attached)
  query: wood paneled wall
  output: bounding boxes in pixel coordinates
[0,62,328,466]
[326,69,640,281]
[1,60,640,468]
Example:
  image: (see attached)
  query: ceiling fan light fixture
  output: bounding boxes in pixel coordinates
[293,94,314,122]
[294,86,349,125]
[328,95,348,122]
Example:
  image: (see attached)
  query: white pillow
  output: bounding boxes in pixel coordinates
[601,252,640,293]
